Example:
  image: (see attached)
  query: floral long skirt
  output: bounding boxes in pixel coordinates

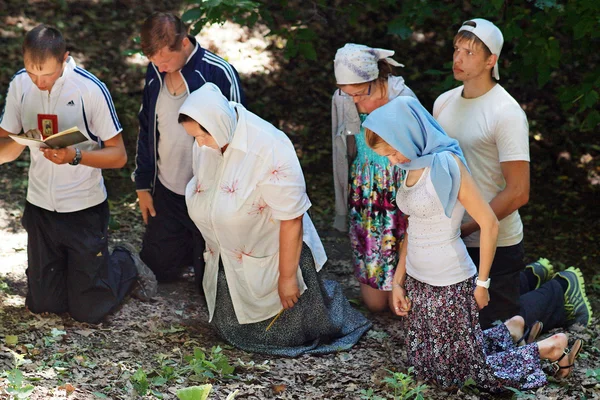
[348,156,406,290]
[405,275,548,393]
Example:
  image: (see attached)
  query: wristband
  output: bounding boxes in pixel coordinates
[476,278,491,289]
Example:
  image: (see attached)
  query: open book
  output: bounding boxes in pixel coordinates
[9,127,87,149]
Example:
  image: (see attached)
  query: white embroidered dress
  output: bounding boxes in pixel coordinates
[185,106,326,324]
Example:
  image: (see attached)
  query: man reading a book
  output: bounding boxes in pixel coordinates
[133,12,246,289]
[0,24,157,323]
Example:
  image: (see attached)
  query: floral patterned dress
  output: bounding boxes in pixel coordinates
[348,114,406,290]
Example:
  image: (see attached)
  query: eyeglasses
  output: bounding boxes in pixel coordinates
[338,82,372,98]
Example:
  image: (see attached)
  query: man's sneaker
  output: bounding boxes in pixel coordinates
[115,243,158,301]
[526,258,555,289]
[554,267,593,327]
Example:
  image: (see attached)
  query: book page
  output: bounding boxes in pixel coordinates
[8,134,49,149]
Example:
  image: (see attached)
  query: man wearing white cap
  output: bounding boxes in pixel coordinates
[433,19,530,329]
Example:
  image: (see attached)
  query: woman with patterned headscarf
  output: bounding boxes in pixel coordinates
[331,43,420,312]
[177,83,371,356]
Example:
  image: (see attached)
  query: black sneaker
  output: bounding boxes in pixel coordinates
[116,243,158,301]
[525,258,555,289]
[554,267,593,327]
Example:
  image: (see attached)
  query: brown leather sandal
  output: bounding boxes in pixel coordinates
[516,321,543,346]
[550,338,584,379]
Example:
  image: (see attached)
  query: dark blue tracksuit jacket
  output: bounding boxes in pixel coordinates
[134,36,246,191]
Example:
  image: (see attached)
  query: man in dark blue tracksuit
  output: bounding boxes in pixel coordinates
[134,12,246,288]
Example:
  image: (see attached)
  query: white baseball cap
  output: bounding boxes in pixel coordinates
[458,18,504,80]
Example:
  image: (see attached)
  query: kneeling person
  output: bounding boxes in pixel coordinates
[179,83,372,356]
[0,25,156,323]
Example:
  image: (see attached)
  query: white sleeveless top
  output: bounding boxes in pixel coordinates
[396,168,476,286]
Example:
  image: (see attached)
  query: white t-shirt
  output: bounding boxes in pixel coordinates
[156,84,193,195]
[397,168,476,286]
[185,106,327,324]
[433,84,529,247]
[0,57,122,212]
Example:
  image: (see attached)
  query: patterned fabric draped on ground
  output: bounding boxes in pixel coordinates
[405,275,547,393]
[349,115,406,290]
[211,244,372,356]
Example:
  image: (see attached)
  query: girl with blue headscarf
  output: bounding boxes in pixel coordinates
[362,96,581,392]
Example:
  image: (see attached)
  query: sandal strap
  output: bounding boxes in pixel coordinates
[527,321,543,344]
[553,348,570,364]
[516,326,531,346]
[557,363,575,370]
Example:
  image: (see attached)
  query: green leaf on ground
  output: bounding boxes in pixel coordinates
[176,384,213,400]
[5,335,18,345]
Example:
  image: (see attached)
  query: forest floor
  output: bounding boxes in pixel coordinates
[0,161,599,400]
[1,1,600,399]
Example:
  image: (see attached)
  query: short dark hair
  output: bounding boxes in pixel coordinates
[141,12,188,57]
[177,114,210,134]
[177,113,194,124]
[23,24,66,67]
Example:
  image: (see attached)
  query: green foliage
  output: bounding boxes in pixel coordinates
[588,273,600,295]
[43,328,66,347]
[176,384,213,400]
[0,277,10,294]
[360,388,386,400]
[130,368,150,396]
[182,346,236,382]
[182,0,261,33]
[2,369,35,399]
[182,0,321,60]
[586,368,600,382]
[505,386,537,399]
[372,367,429,400]
[392,0,599,132]
[127,347,235,397]
[459,377,480,395]
[183,0,599,134]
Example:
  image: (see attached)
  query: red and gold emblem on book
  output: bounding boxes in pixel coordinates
[37,114,58,139]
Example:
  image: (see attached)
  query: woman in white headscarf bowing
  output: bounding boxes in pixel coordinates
[331,43,420,313]
[362,96,583,392]
[179,83,371,356]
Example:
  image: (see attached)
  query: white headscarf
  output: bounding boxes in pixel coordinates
[178,83,238,148]
[334,43,404,85]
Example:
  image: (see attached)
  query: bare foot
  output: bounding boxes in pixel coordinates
[504,315,525,344]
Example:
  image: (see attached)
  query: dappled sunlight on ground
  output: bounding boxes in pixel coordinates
[198,21,278,76]
[124,20,278,77]
[0,202,27,277]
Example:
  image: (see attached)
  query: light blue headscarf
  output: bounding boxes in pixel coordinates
[362,96,468,218]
